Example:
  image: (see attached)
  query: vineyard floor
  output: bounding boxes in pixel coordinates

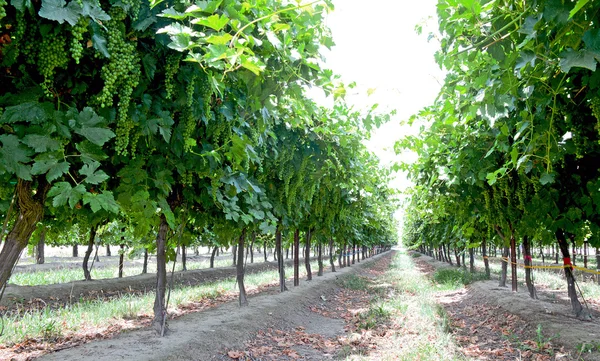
[414,253,600,360]
[36,253,389,361]
[1,255,286,309]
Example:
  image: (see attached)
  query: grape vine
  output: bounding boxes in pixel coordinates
[70,17,88,64]
[97,7,141,156]
[38,31,69,97]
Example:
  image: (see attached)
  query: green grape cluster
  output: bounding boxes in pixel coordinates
[98,6,141,155]
[182,171,193,187]
[183,75,197,151]
[121,0,141,20]
[197,71,212,120]
[590,97,600,139]
[38,32,69,97]
[70,17,88,64]
[164,54,180,99]
[0,0,6,21]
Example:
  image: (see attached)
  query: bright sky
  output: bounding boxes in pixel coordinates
[321,0,445,190]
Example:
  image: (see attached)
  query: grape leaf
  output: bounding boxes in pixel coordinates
[0,134,33,180]
[81,0,110,22]
[75,127,115,146]
[83,191,119,213]
[79,161,109,185]
[0,102,53,124]
[540,172,555,185]
[192,14,229,31]
[46,162,70,182]
[38,0,82,26]
[48,182,86,208]
[559,48,598,73]
[76,141,109,161]
[22,134,61,153]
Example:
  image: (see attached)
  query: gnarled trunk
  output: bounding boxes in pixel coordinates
[0,179,49,293]
[556,229,589,319]
[210,246,218,268]
[153,215,169,334]
[276,226,287,292]
[317,240,323,276]
[510,230,517,292]
[469,247,474,273]
[305,229,312,281]
[329,238,336,272]
[482,239,490,279]
[499,246,509,287]
[250,232,255,264]
[523,235,537,299]
[36,227,46,265]
[118,244,125,278]
[142,248,148,274]
[232,245,237,266]
[83,225,97,281]
[237,230,248,306]
[293,229,300,286]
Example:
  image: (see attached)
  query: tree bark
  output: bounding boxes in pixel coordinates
[510,230,517,292]
[237,230,248,306]
[329,238,336,272]
[181,244,187,271]
[455,248,461,267]
[345,242,350,267]
[596,247,600,285]
[556,229,589,319]
[250,232,255,264]
[584,241,588,269]
[142,248,148,274]
[305,229,312,281]
[210,246,218,268]
[153,215,169,334]
[263,242,267,262]
[523,235,537,299]
[72,244,78,257]
[499,246,509,287]
[293,229,300,286]
[83,225,97,281]
[232,245,237,266]
[317,240,323,276]
[106,244,111,257]
[469,247,474,273]
[118,244,125,278]
[482,239,490,279]
[276,226,287,292]
[36,227,46,265]
[0,179,49,293]
[352,241,356,264]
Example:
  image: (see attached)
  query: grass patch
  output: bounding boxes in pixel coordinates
[10,259,233,286]
[0,260,322,346]
[342,250,465,361]
[339,274,370,291]
[433,268,488,290]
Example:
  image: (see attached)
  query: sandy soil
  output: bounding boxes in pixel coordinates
[37,255,384,361]
[416,253,600,360]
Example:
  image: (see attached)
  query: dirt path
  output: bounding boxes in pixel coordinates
[415,252,600,360]
[37,253,388,361]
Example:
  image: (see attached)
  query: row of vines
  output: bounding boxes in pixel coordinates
[0,0,398,334]
[400,0,600,320]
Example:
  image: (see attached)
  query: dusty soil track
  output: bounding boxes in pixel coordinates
[415,252,600,360]
[38,254,386,361]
